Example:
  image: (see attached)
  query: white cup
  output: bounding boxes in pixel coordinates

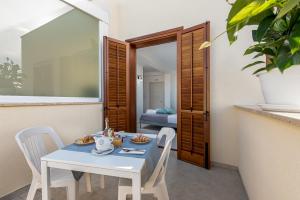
[94,135,113,151]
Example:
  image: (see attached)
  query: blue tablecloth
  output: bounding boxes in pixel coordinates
[63,134,161,185]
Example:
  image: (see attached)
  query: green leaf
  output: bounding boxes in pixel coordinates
[289,22,300,54]
[229,1,263,26]
[253,67,267,74]
[227,0,254,24]
[226,0,258,44]
[273,19,288,32]
[286,13,292,26]
[251,0,277,16]
[242,61,265,70]
[253,52,264,58]
[252,30,258,41]
[292,51,300,64]
[227,0,274,44]
[247,9,274,25]
[266,63,274,71]
[227,24,239,44]
[244,45,263,55]
[256,15,276,41]
[275,45,293,72]
[277,57,293,72]
[277,0,300,19]
[262,47,276,56]
[229,0,276,26]
[288,8,300,28]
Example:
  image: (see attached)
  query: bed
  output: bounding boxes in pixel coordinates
[140,110,177,128]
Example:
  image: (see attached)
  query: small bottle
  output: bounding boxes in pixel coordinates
[103,118,109,136]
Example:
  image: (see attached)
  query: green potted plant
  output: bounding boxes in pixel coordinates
[0,57,24,95]
[202,0,300,107]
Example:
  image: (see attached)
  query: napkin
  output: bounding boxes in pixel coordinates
[94,147,113,154]
[119,148,146,155]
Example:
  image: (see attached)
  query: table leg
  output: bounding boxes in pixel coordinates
[84,173,92,192]
[132,173,141,200]
[41,161,51,200]
[100,175,105,189]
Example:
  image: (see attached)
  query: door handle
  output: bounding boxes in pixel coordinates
[204,111,209,121]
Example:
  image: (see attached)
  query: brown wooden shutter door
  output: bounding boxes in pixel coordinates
[104,37,130,132]
[178,22,210,168]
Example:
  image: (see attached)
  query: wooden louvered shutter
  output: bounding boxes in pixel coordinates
[178,23,210,168]
[104,37,129,132]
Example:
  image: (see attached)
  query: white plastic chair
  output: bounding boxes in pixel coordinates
[118,127,176,200]
[15,127,79,200]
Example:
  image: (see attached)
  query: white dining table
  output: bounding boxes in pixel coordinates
[41,134,157,200]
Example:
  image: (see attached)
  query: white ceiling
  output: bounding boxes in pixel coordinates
[137,42,176,73]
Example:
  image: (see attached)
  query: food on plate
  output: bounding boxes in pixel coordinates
[76,135,95,144]
[131,134,151,143]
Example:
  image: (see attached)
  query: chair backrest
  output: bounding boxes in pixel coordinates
[15,127,64,177]
[145,127,175,188]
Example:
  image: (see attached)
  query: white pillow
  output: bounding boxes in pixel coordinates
[146,109,157,114]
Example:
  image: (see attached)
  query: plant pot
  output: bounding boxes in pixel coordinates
[258,65,300,106]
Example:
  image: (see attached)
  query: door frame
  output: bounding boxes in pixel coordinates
[125,26,184,132]
[125,22,210,168]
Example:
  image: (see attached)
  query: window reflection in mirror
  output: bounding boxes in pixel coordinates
[0,0,99,98]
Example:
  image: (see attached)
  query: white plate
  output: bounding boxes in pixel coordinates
[258,104,300,113]
[91,145,114,156]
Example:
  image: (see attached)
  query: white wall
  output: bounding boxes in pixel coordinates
[0,0,267,196]
[237,110,300,200]
[116,0,264,166]
[90,0,120,38]
[0,104,103,197]
[0,0,117,197]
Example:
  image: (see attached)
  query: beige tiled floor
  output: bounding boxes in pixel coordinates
[1,152,248,200]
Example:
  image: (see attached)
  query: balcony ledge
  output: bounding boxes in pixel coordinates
[0,102,102,107]
[235,105,300,128]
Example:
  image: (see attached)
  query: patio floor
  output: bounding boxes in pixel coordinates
[2,152,248,200]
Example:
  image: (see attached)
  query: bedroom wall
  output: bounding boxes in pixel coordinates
[136,64,144,124]
[143,71,164,110]
[142,70,176,112]
[116,0,264,166]
[170,71,177,111]
[164,73,171,108]
[164,71,177,111]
